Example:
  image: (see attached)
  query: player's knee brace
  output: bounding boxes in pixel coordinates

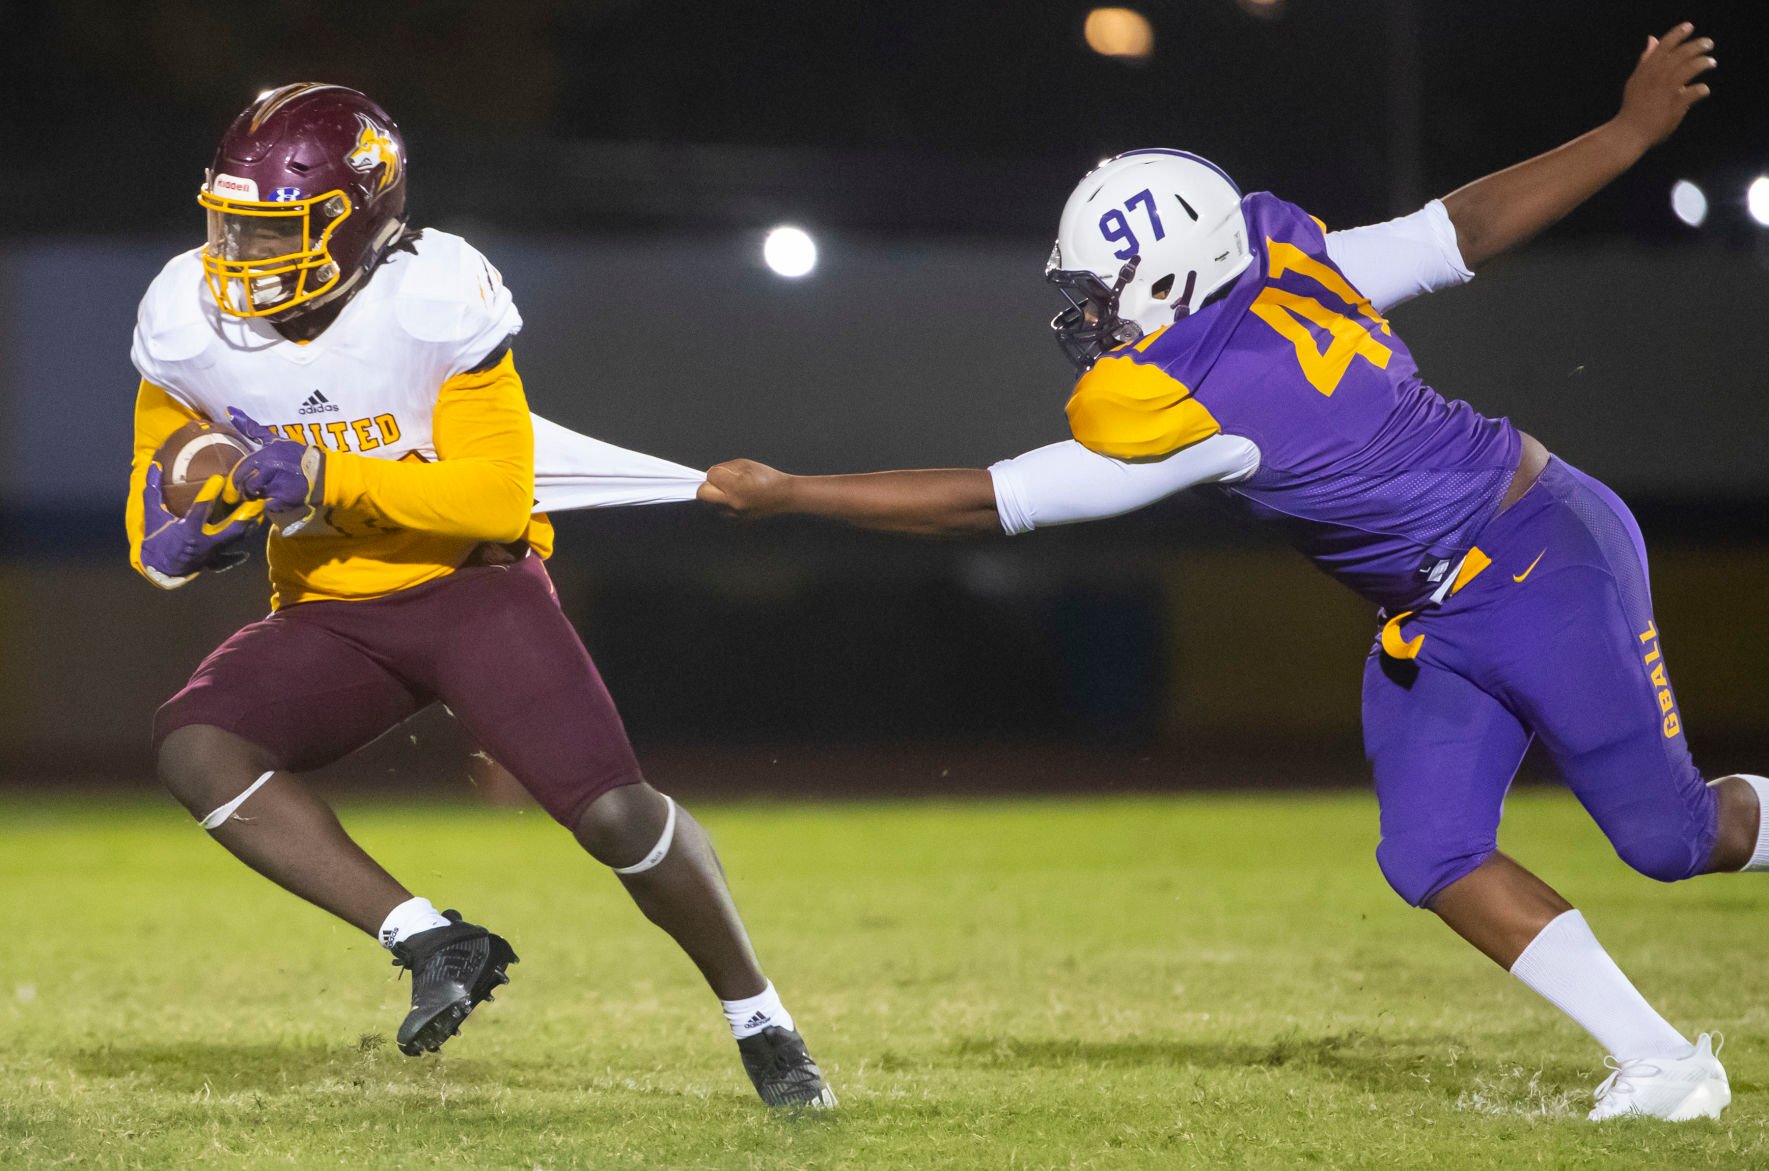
[610,794,676,875]
[1375,837,1493,908]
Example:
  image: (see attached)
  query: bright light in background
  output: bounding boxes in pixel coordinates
[1748,177,1769,228]
[1670,179,1708,227]
[1234,0,1286,18]
[763,225,817,278]
[1084,8,1153,59]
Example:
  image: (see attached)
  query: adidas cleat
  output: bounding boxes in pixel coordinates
[737,1025,837,1109]
[389,910,517,1057]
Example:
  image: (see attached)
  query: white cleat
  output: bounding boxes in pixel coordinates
[1588,1032,1729,1121]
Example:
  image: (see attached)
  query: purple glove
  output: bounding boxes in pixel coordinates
[138,464,268,588]
[226,408,325,517]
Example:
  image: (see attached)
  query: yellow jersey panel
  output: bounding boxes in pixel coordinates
[1065,351,1223,460]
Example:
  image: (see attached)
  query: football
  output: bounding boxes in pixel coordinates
[154,418,252,518]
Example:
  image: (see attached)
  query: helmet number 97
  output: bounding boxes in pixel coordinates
[1098,189,1167,260]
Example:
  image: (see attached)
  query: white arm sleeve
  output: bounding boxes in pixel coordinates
[1324,199,1473,313]
[988,435,1260,536]
[529,413,705,512]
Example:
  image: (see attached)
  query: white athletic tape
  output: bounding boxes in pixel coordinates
[199,770,277,830]
[612,795,677,875]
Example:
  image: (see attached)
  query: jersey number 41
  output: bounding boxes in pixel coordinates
[1249,242,1393,396]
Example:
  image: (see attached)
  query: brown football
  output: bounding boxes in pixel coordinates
[154,419,253,518]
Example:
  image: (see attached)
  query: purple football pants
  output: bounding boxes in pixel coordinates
[154,553,643,827]
[1362,457,1717,906]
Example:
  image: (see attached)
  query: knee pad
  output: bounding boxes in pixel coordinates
[1376,836,1494,907]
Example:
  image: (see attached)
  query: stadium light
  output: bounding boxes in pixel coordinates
[763,226,817,278]
[1748,177,1769,228]
[1084,8,1154,59]
[1235,0,1286,18]
[1670,180,1708,228]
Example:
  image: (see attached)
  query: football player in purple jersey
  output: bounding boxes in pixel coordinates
[700,26,1736,1120]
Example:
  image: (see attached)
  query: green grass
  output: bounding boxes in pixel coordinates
[2,787,1766,1169]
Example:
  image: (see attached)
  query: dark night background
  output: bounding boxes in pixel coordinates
[0,1,1764,793]
[4,2,1761,236]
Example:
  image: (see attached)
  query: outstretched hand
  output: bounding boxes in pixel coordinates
[699,459,794,517]
[1614,23,1715,151]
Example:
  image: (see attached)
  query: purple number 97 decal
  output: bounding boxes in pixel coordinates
[1126,189,1166,241]
[1099,208,1138,260]
[1099,189,1167,260]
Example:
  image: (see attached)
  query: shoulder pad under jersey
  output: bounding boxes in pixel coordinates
[387,230,523,375]
[132,249,217,377]
[1242,191,1328,249]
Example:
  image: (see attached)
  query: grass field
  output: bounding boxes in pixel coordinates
[3,787,1767,1169]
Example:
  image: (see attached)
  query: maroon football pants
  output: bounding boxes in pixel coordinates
[155,554,642,826]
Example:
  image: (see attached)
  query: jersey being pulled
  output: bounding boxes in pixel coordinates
[131,229,546,606]
[1065,192,1520,611]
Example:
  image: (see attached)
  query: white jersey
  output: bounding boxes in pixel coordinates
[131,230,703,513]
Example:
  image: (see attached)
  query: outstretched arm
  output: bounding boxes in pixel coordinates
[698,436,1261,537]
[699,460,999,536]
[1441,23,1714,269]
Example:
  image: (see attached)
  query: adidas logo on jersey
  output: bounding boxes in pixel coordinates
[297,390,341,416]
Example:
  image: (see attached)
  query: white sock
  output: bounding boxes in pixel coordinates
[721,981,794,1039]
[1727,774,1769,871]
[378,896,452,950]
[1509,909,1689,1060]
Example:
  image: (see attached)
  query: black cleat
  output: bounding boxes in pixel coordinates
[389,910,517,1057]
[737,1026,837,1109]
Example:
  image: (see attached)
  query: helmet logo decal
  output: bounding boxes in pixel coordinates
[346,114,401,192]
[271,186,303,202]
[211,172,259,200]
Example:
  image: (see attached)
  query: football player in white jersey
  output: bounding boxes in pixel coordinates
[128,83,834,1108]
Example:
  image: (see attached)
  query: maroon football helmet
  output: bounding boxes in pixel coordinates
[198,83,409,318]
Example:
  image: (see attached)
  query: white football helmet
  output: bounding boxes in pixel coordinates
[1047,149,1253,372]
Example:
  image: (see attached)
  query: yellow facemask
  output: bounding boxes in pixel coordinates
[197,184,355,318]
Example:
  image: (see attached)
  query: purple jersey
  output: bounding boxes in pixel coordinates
[1065,192,1521,610]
